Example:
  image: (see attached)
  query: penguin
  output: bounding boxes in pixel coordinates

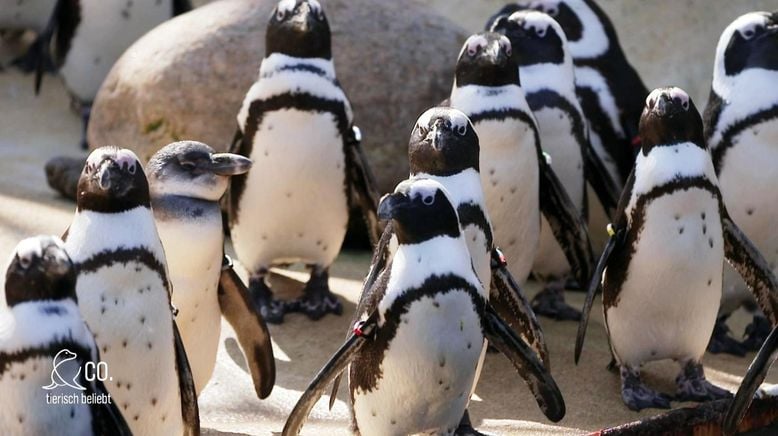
[30,0,192,148]
[703,11,778,356]
[489,10,619,321]
[489,0,648,188]
[0,235,131,436]
[446,32,595,321]
[0,0,56,33]
[723,324,778,435]
[324,107,550,435]
[63,146,199,435]
[230,0,380,324]
[575,87,778,411]
[282,178,566,436]
[146,140,275,397]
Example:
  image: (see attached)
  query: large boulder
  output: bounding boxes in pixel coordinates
[88,0,467,193]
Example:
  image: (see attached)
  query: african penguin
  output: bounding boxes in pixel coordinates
[491,0,648,188]
[230,0,379,324]
[147,140,275,398]
[282,178,566,436]
[577,86,778,411]
[64,146,198,434]
[448,31,594,321]
[32,0,192,148]
[0,236,131,435]
[704,11,778,355]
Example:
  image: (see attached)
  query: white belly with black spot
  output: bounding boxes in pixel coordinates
[531,106,585,279]
[717,117,778,312]
[232,109,349,271]
[157,218,222,394]
[352,291,484,436]
[477,118,539,284]
[59,0,172,101]
[0,356,93,435]
[76,265,183,435]
[606,189,723,366]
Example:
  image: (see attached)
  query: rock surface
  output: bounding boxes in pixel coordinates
[88,0,467,194]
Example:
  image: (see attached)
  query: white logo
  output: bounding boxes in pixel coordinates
[42,349,87,391]
[42,349,113,406]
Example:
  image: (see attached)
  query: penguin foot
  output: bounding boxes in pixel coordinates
[290,266,342,321]
[454,410,490,436]
[706,317,747,356]
[620,365,672,411]
[249,275,286,324]
[742,315,771,351]
[530,286,581,321]
[675,360,732,403]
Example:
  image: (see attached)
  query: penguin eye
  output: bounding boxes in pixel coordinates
[741,26,761,40]
[535,27,547,37]
[276,9,286,21]
[422,195,435,206]
[681,100,690,110]
[417,124,428,136]
[127,164,136,175]
[180,161,196,171]
[456,125,467,136]
[18,254,32,269]
[467,44,481,56]
[546,7,558,16]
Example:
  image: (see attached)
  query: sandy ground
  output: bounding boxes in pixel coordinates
[1,61,777,435]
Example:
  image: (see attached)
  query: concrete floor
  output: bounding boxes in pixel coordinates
[1,60,776,435]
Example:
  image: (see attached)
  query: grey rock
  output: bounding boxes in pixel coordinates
[88,0,467,194]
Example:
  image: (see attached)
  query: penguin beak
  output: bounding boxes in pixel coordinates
[377,192,408,220]
[291,2,316,32]
[428,120,451,151]
[208,153,253,176]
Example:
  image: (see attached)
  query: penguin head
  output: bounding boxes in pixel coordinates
[408,107,479,177]
[266,0,331,59]
[5,236,76,308]
[378,178,460,245]
[454,32,518,87]
[491,11,567,68]
[77,147,150,213]
[146,141,252,202]
[716,11,778,80]
[639,87,704,154]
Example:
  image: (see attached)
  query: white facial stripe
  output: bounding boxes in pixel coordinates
[417,108,471,132]
[646,87,690,107]
[85,148,139,173]
[713,12,771,94]
[399,178,450,206]
[519,0,608,59]
[276,0,297,14]
[463,34,489,57]
[511,10,554,36]
[15,237,43,268]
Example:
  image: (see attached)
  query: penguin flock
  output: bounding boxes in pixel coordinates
[1,0,778,435]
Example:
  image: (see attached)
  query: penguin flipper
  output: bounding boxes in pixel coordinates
[228,126,243,154]
[584,141,620,216]
[329,224,394,409]
[538,159,595,288]
[721,215,778,326]
[345,125,381,246]
[490,248,549,366]
[173,321,201,436]
[723,325,778,435]
[483,303,565,422]
[284,312,380,436]
[575,228,623,364]
[218,256,276,399]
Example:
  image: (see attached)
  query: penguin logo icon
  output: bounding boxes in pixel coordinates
[42,349,87,391]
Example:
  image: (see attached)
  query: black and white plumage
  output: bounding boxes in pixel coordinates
[0,236,131,436]
[283,178,565,436]
[724,324,778,435]
[576,87,778,412]
[229,0,379,324]
[30,0,192,148]
[490,10,618,321]
[490,0,647,188]
[147,141,275,399]
[447,31,595,322]
[64,146,199,435]
[703,11,778,356]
